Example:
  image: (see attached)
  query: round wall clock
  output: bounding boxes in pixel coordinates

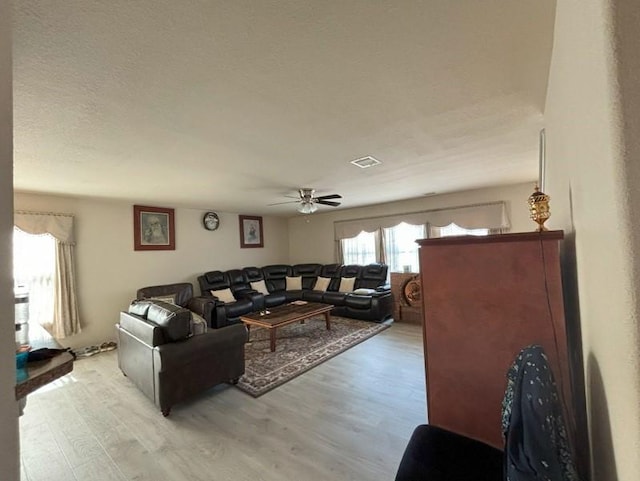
[203,212,220,231]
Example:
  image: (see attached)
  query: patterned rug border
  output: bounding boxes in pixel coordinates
[236,318,392,397]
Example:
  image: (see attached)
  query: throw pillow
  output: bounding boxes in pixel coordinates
[339,277,356,293]
[190,312,208,336]
[314,276,331,292]
[210,288,236,304]
[250,280,269,295]
[148,295,176,304]
[352,288,376,296]
[286,276,302,290]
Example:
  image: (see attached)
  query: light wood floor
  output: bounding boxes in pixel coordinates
[19,322,426,481]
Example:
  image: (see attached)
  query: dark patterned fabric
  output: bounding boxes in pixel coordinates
[501,345,579,481]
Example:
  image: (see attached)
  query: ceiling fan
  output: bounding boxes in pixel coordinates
[269,188,342,214]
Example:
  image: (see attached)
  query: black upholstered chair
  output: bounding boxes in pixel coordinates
[395,345,580,481]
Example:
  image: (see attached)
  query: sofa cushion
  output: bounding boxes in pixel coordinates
[137,283,194,308]
[262,264,291,292]
[314,276,331,292]
[243,266,264,282]
[224,298,254,317]
[352,288,377,296]
[345,294,373,309]
[341,265,362,279]
[293,263,322,289]
[211,288,236,304]
[323,291,348,306]
[302,290,325,302]
[286,276,302,290]
[264,292,287,307]
[149,295,176,304]
[250,280,269,295]
[339,277,356,293]
[146,301,192,342]
[129,299,152,317]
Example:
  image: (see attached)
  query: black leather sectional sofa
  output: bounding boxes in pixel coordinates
[197,263,393,328]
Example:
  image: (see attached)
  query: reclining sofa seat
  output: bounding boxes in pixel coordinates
[301,264,393,320]
[198,263,393,327]
[242,266,286,308]
[116,299,247,416]
[341,263,394,321]
[197,271,254,328]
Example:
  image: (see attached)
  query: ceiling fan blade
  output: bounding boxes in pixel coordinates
[316,200,341,207]
[267,200,300,206]
[315,194,342,200]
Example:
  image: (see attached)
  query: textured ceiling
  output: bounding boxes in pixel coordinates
[12,1,556,216]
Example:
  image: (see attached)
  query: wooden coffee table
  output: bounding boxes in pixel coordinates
[240,301,334,352]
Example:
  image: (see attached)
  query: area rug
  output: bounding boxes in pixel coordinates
[236,315,391,397]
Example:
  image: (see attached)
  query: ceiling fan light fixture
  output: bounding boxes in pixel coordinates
[297,202,318,214]
[350,155,382,169]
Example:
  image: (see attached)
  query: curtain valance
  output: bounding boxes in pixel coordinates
[334,202,509,240]
[14,211,75,244]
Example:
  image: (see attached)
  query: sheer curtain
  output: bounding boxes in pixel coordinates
[340,230,378,265]
[429,222,490,238]
[13,229,55,326]
[383,222,426,273]
[14,211,81,338]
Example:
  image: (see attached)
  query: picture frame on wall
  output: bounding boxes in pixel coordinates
[239,215,263,248]
[133,205,175,251]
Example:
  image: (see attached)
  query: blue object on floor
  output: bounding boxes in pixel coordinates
[16,350,29,369]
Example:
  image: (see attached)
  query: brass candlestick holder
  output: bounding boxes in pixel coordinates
[528,184,551,231]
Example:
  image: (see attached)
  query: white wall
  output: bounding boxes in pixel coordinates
[0,0,19,478]
[13,193,290,350]
[288,182,536,264]
[545,0,640,479]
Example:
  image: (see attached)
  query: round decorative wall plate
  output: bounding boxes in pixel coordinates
[403,277,422,306]
[203,212,220,231]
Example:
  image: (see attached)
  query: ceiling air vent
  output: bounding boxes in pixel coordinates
[350,156,382,169]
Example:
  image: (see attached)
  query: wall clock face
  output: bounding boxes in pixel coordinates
[203,212,220,231]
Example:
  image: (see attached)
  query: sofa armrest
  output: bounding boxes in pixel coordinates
[234,288,259,300]
[187,296,215,319]
[153,323,247,370]
[371,289,391,298]
[118,311,165,346]
[376,284,391,292]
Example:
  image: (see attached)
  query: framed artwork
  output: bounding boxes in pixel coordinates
[133,205,175,251]
[239,215,263,248]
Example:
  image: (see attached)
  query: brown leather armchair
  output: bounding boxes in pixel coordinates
[116,299,247,416]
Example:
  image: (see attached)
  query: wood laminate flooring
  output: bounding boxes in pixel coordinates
[19,322,426,481]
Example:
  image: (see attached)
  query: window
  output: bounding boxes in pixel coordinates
[13,228,56,327]
[430,223,489,238]
[383,222,426,273]
[341,231,377,265]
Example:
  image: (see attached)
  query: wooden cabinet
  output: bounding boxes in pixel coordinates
[417,231,574,449]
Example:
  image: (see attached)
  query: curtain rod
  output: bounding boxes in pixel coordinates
[333,201,505,225]
[14,210,74,218]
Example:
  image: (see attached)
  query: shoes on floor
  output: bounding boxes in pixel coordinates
[99,341,117,352]
[73,345,100,358]
[73,341,117,358]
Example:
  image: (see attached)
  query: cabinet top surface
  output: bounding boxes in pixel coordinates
[416,230,564,246]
